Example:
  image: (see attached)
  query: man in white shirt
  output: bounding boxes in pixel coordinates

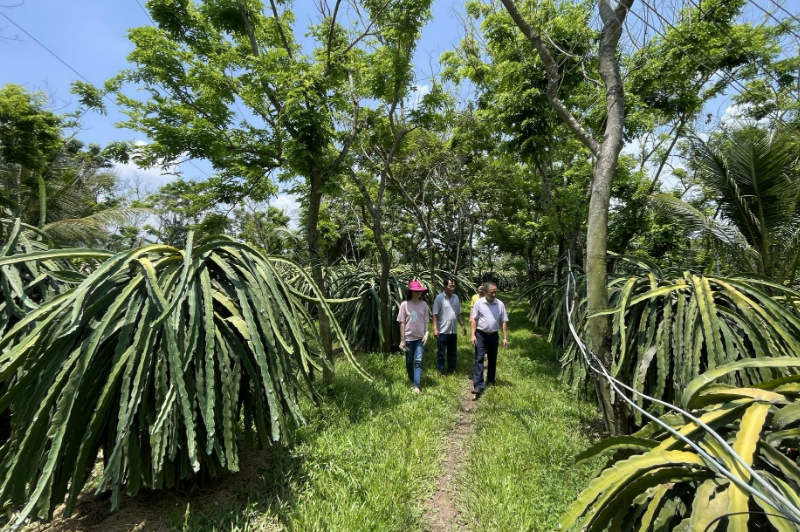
[433,278,467,376]
[470,282,509,396]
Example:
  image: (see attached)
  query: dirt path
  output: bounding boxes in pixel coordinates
[423,384,476,532]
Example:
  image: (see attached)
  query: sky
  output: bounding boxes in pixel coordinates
[1,0,799,217]
[0,0,467,223]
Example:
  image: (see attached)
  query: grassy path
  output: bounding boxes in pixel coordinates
[454,302,600,531]
[39,299,598,532]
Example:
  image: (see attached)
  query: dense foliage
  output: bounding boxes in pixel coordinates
[563,358,800,532]
[0,230,361,526]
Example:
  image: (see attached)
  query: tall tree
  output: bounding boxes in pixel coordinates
[495,0,634,433]
[94,0,433,381]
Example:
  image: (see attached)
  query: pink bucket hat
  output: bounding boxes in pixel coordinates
[406,280,429,297]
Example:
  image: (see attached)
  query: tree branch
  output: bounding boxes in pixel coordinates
[325,0,343,75]
[268,0,293,60]
[498,0,600,155]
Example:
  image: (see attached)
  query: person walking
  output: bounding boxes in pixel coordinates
[397,280,430,394]
[470,282,508,397]
[470,284,485,309]
[433,278,467,376]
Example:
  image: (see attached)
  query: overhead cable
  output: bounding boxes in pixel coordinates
[564,251,800,525]
[0,8,212,179]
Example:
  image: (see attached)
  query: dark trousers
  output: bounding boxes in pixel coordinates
[474,330,498,392]
[436,333,458,374]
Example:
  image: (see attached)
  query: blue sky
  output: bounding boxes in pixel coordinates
[1,0,798,208]
[0,0,466,209]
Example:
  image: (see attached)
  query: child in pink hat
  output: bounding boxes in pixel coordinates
[397,280,430,394]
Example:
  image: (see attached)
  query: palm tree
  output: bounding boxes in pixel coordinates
[657,124,800,283]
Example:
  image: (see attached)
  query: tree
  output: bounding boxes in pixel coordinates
[658,124,800,284]
[490,0,634,434]
[94,0,436,382]
[0,84,138,245]
[0,84,63,228]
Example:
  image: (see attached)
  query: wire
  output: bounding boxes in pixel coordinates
[0,8,213,180]
[702,511,797,532]
[563,250,800,526]
[630,0,800,133]
[133,0,155,25]
[767,0,800,30]
[681,0,800,105]
[0,11,93,86]
[749,0,800,43]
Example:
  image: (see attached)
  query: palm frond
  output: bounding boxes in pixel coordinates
[39,207,153,246]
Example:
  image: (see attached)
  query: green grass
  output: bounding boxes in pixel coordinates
[455,302,601,531]
[94,300,600,532]
[179,336,473,532]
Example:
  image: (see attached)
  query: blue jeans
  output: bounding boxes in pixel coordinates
[474,330,498,392]
[437,333,457,374]
[405,339,425,389]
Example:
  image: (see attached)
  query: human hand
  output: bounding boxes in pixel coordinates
[422,332,429,346]
[471,335,477,346]
[461,325,467,335]
[503,337,508,349]
[433,327,439,338]
[400,341,406,351]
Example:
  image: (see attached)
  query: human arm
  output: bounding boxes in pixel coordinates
[432,313,439,338]
[423,305,430,345]
[397,302,406,351]
[502,322,508,349]
[470,306,478,346]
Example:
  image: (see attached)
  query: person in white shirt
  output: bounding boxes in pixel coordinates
[469,282,509,396]
[432,278,467,376]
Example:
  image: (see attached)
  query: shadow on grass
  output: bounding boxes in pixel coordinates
[23,444,306,532]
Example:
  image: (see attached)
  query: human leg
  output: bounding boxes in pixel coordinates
[405,340,417,383]
[436,334,447,374]
[446,333,458,373]
[412,340,425,389]
[473,331,487,392]
[485,332,499,385]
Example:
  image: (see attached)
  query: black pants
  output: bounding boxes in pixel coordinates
[474,330,498,392]
[436,333,458,374]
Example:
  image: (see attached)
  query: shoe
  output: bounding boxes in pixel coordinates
[439,371,446,377]
[471,388,483,396]
[412,387,422,394]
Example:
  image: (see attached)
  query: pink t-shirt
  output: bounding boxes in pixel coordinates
[396,300,430,341]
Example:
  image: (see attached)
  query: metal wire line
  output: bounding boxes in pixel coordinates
[0,8,213,179]
[563,252,800,525]
[749,0,800,43]
[630,0,800,134]
[682,0,800,105]
[767,0,800,30]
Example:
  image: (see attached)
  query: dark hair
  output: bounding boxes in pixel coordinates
[444,278,456,288]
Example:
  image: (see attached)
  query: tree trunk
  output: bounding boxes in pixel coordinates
[454,209,464,273]
[308,167,334,386]
[586,6,631,435]
[468,217,475,280]
[377,232,393,353]
[37,173,46,229]
[424,209,435,293]
[500,0,634,435]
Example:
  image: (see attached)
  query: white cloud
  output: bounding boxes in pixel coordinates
[721,103,747,125]
[407,84,431,108]
[272,193,300,229]
[113,161,180,197]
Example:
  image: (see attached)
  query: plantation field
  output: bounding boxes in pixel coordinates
[35,300,599,532]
